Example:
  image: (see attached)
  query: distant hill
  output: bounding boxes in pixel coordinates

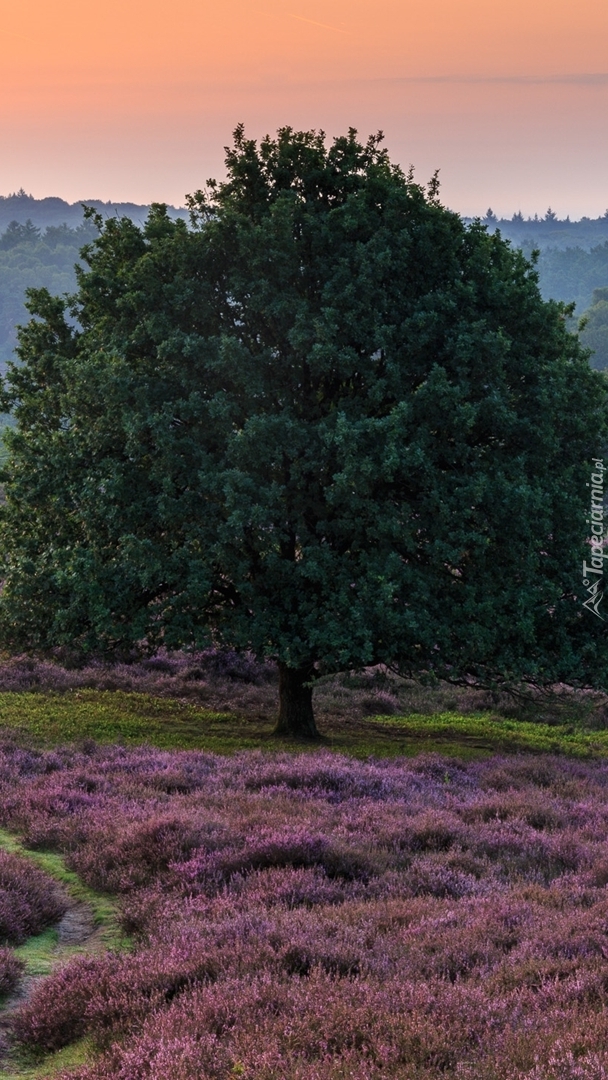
[0,220,97,374]
[579,286,608,371]
[0,189,188,231]
[534,243,608,315]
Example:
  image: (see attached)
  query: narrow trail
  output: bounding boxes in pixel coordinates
[0,902,97,1078]
[13,904,98,974]
[0,831,125,1080]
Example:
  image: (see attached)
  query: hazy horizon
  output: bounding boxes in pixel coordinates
[1,0,607,218]
[0,180,606,227]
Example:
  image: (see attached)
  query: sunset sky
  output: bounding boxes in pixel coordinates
[1,0,607,217]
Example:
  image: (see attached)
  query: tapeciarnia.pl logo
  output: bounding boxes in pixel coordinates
[582,458,606,619]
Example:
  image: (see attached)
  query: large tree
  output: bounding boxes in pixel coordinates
[1,127,607,737]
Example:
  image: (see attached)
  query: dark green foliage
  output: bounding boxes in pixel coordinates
[0,207,187,374]
[1,127,607,734]
[580,287,608,370]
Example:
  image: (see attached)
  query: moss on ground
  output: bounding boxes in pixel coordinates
[0,689,606,760]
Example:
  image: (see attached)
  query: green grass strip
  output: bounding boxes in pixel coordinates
[367,711,608,758]
[0,1037,94,1080]
[0,689,607,760]
[0,690,243,751]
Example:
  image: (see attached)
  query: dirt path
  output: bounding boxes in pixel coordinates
[0,831,125,1080]
[57,904,95,948]
[0,899,99,1079]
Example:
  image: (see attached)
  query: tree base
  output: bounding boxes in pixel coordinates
[274,662,319,739]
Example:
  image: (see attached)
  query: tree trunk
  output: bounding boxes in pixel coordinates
[274,662,319,739]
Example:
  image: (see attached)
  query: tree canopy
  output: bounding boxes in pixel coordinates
[1,126,607,736]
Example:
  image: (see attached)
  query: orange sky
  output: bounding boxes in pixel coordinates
[1,0,607,215]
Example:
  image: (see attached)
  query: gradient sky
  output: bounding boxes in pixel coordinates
[1,0,607,216]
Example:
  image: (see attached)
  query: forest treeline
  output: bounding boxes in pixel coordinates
[0,220,97,371]
[0,189,187,232]
[0,204,607,373]
[471,208,608,253]
[0,193,186,373]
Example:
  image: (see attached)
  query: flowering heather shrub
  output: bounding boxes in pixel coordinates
[0,849,68,944]
[12,941,223,1051]
[57,968,608,1080]
[228,865,369,909]
[173,825,379,892]
[360,690,400,715]
[0,945,23,996]
[7,746,608,1076]
[68,812,211,892]
[6,650,599,722]
[0,648,275,701]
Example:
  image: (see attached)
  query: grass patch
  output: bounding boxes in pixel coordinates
[12,928,59,978]
[366,711,608,759]
[0,689,607,760]
[0,691,242,752]
[0,1036,93,1080]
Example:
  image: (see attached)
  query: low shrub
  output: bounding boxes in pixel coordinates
[0,945,23,997]
[174,826,378,892]
[0,849,68,944]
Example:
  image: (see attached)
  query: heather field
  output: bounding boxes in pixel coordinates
[2,656,608,1078]
[2,732,608,1078]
